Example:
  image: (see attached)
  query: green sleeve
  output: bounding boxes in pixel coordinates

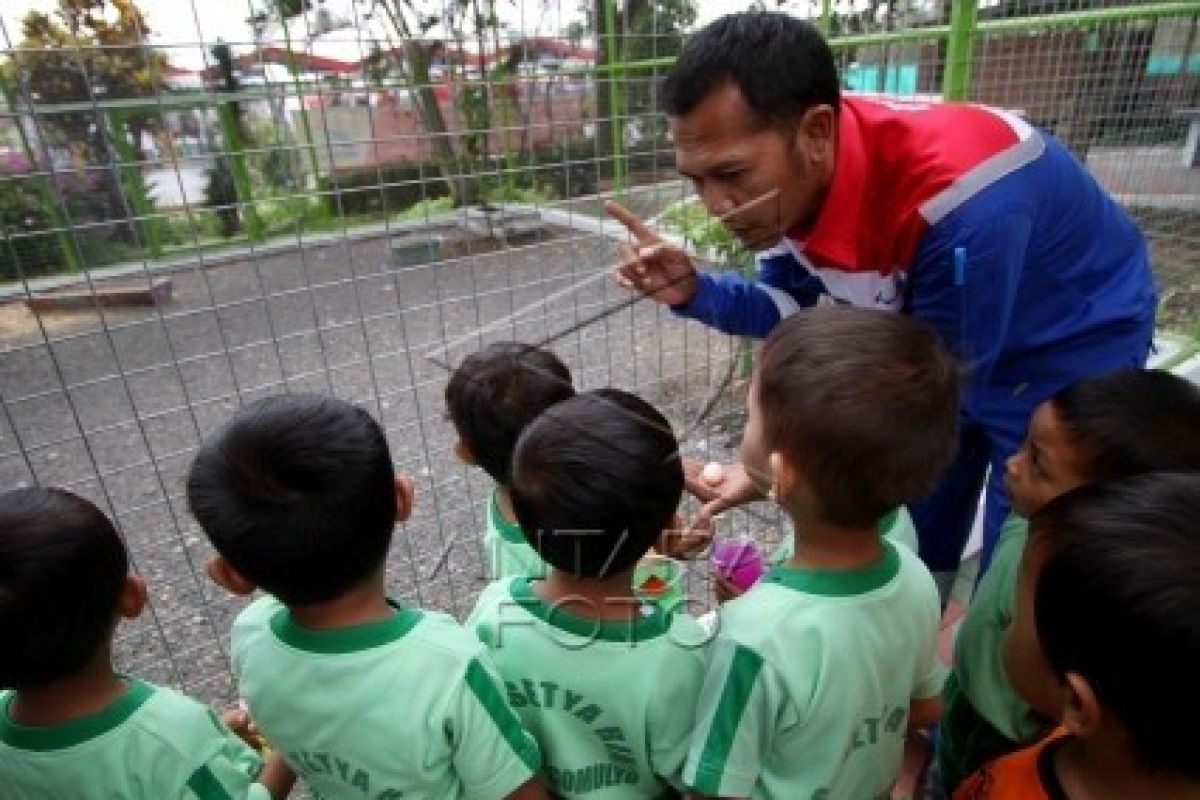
[465,580,511,650]
[684,640,797,797]
[447,656,542,800]
[648,622,711,791]
[954,515,1040,741]
[182,713,270,800]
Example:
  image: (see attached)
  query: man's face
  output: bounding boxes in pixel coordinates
[670,82,835,251]
[1004,402,1090,519]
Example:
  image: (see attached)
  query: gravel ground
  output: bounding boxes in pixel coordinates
[1,200,1193,710]
[0,223,765,707]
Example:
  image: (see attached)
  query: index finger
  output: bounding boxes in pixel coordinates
[604,200,658,243]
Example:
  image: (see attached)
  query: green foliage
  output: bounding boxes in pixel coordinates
[483,183,555,206]
[162,210,224,245]
[0,153,133,280]
[320,163,454,217]
[659,197,752,271]
[397,196,455,220]
[0,171,62,281]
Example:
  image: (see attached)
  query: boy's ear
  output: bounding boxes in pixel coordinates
[394,475,416,523]
[206,556,257,596]
[769,452,818,518]
[453,439,477,466]
[1061,672,1102,737]
[117,574,147,619]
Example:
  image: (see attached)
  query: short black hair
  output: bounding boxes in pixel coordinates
[1052,369,1200,481]
[664,11,840,129]
[187,394,397,605]
[757,306,962,528]
[0,488,128,689]
[445,342,575,486]
[510,389,683,578]
[1030,474,1200,780]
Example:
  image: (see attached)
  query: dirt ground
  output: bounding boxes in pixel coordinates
[0,225,757,706]
[0,204,1194,708]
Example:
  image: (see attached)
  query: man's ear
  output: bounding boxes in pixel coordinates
[795,104,836,164]
[117,574,148,619]
[206,556,256,596]
[1061,672,1102,737]
[395,475,416,523]
[453,439,477,466]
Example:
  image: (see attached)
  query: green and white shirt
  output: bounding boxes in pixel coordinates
[485,490,548,580]
[685,542,945,800]
[231,596,541,800]
[949,514,1046,743]
[769,506,918,564]
[467,577,711,799]
[0,677,269,799]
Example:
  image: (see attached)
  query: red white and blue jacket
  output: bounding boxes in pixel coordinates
[674,96,1156,416]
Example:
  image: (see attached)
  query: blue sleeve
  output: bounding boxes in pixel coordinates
[671,250,828,339]
[911,201,1032,407]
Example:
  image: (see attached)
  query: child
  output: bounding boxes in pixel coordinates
[0,487,292,799]
[938,369,1200,794]
[957,474,1200,799]
[187,393,547,800]
[685,306,961,799]
[467,388,709,799]
[446,342,575,579]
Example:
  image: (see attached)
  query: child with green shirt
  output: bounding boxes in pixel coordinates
[957,474,1200,800]
[938,369,1200,795]
[0,487,292,799]
[468,388,710,800]
[685,306,961,800]
[188,393,547,800]
[446,342,576,580]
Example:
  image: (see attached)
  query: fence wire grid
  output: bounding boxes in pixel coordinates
[1,0,1198,706]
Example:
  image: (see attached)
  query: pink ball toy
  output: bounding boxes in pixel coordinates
[711,537,765,591]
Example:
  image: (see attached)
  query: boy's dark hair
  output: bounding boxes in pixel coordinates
[445,342,575,486]
[664,12,840,130]
[187,394,397,605]
[510,389,682,578]
[0,488,128,689]
[1052,369,1200,481]
[1030,474,1200,780]
[757,307,961,528]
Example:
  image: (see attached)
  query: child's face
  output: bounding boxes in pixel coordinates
[1005,401,1090,518]
[1002,538,1062,720]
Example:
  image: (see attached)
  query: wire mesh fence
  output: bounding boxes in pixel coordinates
[1,0,1197,706]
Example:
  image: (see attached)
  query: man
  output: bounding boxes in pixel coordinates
[609,12,1155,594]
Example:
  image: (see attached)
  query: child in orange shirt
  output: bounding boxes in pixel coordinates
[955,474,1200,800]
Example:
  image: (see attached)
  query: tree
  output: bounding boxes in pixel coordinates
[585,0,696,181]
[247,0,324,188]
[4,0,168,243]
[619,0,697,115]
[360,0,477,204]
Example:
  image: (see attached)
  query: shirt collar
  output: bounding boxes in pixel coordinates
[788,99,867,270]
[0,677,154,751]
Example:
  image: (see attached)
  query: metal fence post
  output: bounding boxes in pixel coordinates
[106,110,164,257]
[603,0,626,191]
[943,0,979,101]
[216,98,264,241]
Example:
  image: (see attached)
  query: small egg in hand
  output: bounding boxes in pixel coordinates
[701,461,725,486]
